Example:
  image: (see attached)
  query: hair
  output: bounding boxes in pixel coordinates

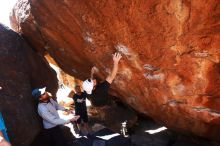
[74,84,80,88]
[92,74,102,83]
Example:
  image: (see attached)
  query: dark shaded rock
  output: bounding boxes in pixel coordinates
[131,118,220,146]
[88,103,138,132]
[0,24,58,146]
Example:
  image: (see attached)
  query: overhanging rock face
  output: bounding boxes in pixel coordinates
[11,0,220,140]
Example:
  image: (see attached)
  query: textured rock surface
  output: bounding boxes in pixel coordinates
[11,0,220,140]
[0,24,58,146]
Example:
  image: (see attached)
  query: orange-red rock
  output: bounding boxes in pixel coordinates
[11,0,220,140]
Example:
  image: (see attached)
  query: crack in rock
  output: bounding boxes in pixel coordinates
[192,107,220,116]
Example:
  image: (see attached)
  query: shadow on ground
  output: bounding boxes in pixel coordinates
[129,116,220,146]
[31,115,220,146]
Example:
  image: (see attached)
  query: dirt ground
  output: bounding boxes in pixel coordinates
[31,115,220,146]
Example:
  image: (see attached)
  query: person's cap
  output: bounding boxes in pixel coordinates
[32,87,46,100]
[82,79,93,94]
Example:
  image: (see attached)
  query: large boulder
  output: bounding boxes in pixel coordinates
[88,104,138,132]
[0,24,58,146]
[10,0,220,140]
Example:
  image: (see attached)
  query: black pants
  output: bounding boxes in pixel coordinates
[75,108,88,124]
[44,126,68,146]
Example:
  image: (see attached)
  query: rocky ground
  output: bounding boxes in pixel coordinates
[129,116,220,146]
[31,114,220,146]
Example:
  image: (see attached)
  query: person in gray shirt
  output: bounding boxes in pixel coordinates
[32,87,79,146]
